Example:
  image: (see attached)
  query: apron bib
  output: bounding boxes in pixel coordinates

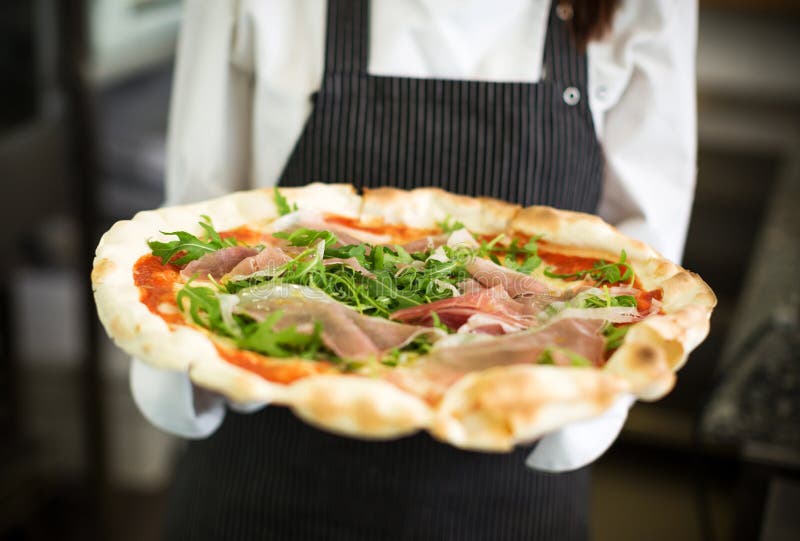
[279,0,603,213]
[166,2,603,539]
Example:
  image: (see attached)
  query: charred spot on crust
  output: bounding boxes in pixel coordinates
[633,345,659,368]
[91,258,115,284]
[110,314,135,340]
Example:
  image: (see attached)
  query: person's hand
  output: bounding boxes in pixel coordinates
[525,393,635,472]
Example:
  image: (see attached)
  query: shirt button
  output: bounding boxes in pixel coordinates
[563,86,581,106]
[595,85,608,101]
[556,3,574,21]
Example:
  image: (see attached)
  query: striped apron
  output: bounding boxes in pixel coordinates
[165,1,603,539]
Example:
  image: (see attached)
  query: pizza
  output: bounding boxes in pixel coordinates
[92,183,715,451]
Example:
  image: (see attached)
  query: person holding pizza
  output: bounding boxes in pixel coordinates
[132,0,698,538]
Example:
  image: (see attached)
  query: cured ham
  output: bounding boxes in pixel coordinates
[457,279,487,295]
[235,284,443,359]
[430,317,605,369]
[391,229,472,253]
[538,286,650,324]
[270,210,392,246]
[390,286,535,333]
[323,257,376,279]
[386,318,606,402]
[181,246,258,280]
[229,245,292,277]
[465,256,552,297]
[398,235,449,253]
[456,313,524,335]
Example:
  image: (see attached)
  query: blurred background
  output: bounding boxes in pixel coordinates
[1,1,798,540]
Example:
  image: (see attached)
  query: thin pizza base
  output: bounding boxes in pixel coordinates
[92,183,716,451]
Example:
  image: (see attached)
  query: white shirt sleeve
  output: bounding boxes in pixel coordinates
[165,0,254,206]
[591,0,698,264]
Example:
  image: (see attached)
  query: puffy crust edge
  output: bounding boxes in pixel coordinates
[360,187,521,235]
[433,365,628,451]
[92,184,715,450]
[507,206,716,401]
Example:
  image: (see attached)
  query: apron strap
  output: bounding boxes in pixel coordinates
[323,0,370,75]
[542,1,587,87]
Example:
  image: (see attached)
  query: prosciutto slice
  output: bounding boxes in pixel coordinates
[390,286,535,333]
[386,318,606,402]
[228,245,292,277]
[181,246,258,280]
[465,256,552,298]
[431,317,605,368]
[457,279,488,295]
[270,210,392,247]
[538,286,652,324]
[236,284,443,359]
[323,257,376,279]
[399,234,449,253]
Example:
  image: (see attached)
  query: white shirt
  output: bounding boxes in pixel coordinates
[167,0,698,263]
[134,0,698,464]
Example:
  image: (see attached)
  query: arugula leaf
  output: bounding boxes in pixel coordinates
[602,323,629,352]
[430,312,451,333]
[437,215,466,234]
[475,234,543,275]
[177,280,326,359]
[371,245,386,270]
[544,250,634,285]
[581,294,637,309]
[273,228,337,247]
[176,279,239,337]
[325,243,368,265]
[501,237,542,274]
[477,234,506,258]
[380,333,436,367]
[148,216,237,266]
[273,187,297,216]
[537,347,592,367]
[238,313,324,358]
[393,245,414,264]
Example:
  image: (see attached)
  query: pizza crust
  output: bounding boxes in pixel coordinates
[360,187,521,234]
[508,206,659,261]
[92,183,716,451]
[432,365,628,451]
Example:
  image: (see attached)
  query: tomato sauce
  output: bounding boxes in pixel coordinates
[635,287,663,313]
[324,215,438,243]
[133,254,184,325]
[539,251,603,278]
[220,225,273,245]
[215,346,335,384]
[528,238,665,311]
[133,251,330,386]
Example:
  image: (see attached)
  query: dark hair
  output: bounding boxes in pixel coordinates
[563,0,621,49]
